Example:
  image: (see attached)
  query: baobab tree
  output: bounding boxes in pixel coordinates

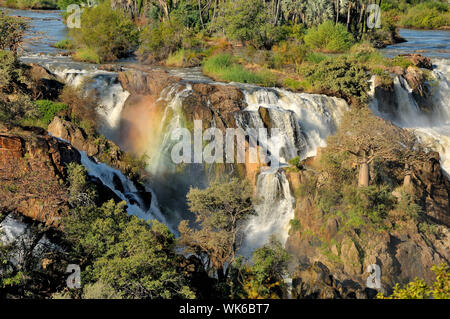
[327,108,420,187]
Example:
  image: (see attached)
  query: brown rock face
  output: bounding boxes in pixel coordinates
[0,126,80,225]
[400,54,433,70]
[118,69,181,96]
[413,151,450,226]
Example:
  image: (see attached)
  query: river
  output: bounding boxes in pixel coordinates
[2,8,449,256]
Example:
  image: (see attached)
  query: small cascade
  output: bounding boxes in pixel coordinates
[241,87,348,159]
[79,152,174,233]
[240,168,295,257]
[370,59,450,173]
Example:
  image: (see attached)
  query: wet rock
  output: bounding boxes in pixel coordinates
[400,54,433,70]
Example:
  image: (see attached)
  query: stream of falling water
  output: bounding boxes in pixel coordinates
[371,59,450,174]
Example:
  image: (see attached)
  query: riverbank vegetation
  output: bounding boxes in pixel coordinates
[50,0,447,102]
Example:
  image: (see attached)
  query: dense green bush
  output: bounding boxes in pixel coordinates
[139,18,199,62]
[401,1,450,29]
[34,100,68,125]
[299,56,370,103]
[304,21,354,53]
[216,0,287,49]
[71,1,139,62]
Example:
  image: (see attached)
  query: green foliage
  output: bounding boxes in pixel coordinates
[53,38,74,50]
[378,263,450,299]
[139,18,200,62]
[272,41,306,68]
[64,200,194,299]
[71,1,139,62]
[179,178,255,282]
[66,162,96,207]
[250,237,290,291]
[56,0,81,10]
[216,0,287,49]
[73,47,101,64]
[203,54,277,86]
[283,78,302,91]
[82,281,122,299]
[34,100,68,126]
[400,2,450,29]
[299,56,370,103]
[0,10,28,53]
[3,0,58,9]
[304,21,354,53]
[166,48,202,67]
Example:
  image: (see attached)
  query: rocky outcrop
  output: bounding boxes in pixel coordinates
[0,125,80,225]
[401,54,433,70]
[48,116,99,156]
[292,262,377,299]
[412,151,450,226]
[118,69,181,96]
[285,153,450,298]
[25,63,64,100]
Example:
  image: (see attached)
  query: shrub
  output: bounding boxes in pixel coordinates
[299,56,370,103]
[283,78,303,91]
[166,48,202,67]
[272,41,306,69]
[34,99,68,126]
[400,2,450,29]
[304,21,354,53]
[71,1,139,62]
[139,18,198,62]
[0,11,28,53]
[216,0,287,49]
[377,263,450,299]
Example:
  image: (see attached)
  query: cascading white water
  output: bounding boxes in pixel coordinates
[370,59,450,173]
[43,61,349,256]
[79,152,174,232]
[241,87,348,159]
[240,168,295,257]
[235,87,348,256]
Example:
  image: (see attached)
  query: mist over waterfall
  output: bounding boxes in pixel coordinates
[239,168,295,257]
[37,61,348,256]
[370,59,450,173]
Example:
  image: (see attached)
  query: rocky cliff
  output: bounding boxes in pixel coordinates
[0,124,80,226]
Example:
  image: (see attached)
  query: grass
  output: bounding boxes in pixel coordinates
[202,53,277,87]
[53,38,74,50]
[73,48,101,64]
[165,48,202,67]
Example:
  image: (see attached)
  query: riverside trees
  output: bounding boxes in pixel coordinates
[178,178,255,283]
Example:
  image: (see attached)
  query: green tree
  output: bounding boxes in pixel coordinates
[64,200,194,299]
[178,178,255,282]
[216,0,285,49]
[378,263,450,299]
[71,0,139,62]
[0,11,28,54]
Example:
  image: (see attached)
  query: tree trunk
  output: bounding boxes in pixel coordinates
[336,0,340,25]
[403,163,412,187]
[346,1,352,32]
[358,152,369,187]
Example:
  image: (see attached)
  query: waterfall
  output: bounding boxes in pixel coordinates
[45,62,349,255]
[370,59,450,173]
[79,152,174,232]
[236,87,348,256]
[241,87,348,159]
[240,168,295,257]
